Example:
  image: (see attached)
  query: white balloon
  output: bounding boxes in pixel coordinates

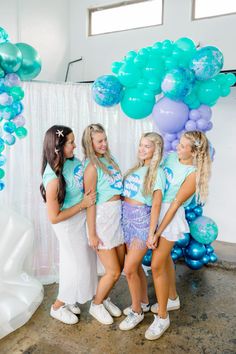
[0,208,43,339]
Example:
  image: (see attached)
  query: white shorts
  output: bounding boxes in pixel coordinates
[52,211,98,304]
[95,200,124,250]
[159,202,190,242]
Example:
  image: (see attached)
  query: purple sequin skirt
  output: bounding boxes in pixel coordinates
[121,201,151,249]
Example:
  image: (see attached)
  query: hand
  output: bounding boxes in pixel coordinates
[146,233,160,249]
[89,233,104,251]
[82,190,96,208]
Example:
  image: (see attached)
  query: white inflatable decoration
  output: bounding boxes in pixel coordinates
[0,208,43,339]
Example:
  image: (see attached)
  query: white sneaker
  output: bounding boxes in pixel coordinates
[151,296,180,314]
[66,302,81,315]
[123,302,150,316]
[89,301,113,325]
[145,314,170,340]
[119,310,144,331]
[50,305,78,324]
[103,297,122,317]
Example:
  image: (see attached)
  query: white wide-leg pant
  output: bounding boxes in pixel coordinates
[52,211,97,304]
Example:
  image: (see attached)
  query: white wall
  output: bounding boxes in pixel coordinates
[69,0,236,81]
[0,0,69,82]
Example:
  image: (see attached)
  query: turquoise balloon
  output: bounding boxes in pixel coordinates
[9,86,24,101]
[161,68,195,101]
[190,46,223,81]
[0,27,9,44]
[225,73,236,87]
[15,43,42,80]
[15,126,28,138]
[111,61,123,74]
[0,43,22,73]
[117,63,141,87]
[174,37,196,53]
[0,67,4,78]
[121,88,155,119]
[197,79,221,105]
[190,216,218,244]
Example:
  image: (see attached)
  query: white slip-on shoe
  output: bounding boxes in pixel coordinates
[151,296,180,314]
[103,297,122,317]
[119,310,144,331]
[145,314,170,340]
[66,302,81,315]
[123,302,150,316]
[50,305,79,324]
[89,301,113,325]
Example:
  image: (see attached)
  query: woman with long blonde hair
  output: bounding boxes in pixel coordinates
[82,123,125,325]
[145,131,211,340]
[119,132,166,331]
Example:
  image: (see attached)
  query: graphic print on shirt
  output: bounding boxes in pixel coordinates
[163,166,173,191]
[74,164,84,192]
[123,173,141,198]
[105,165,123,191]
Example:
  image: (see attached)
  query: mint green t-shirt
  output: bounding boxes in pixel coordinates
[122,166,166,206]
[162,152,196,207]
[42,157,84,210]
[83,157,123,205]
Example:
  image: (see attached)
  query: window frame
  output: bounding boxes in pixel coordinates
[88,0,164,36]
[192,0,236,21]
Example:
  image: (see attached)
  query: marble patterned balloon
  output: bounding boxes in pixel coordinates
[190,216,218,244]
[92,75,123,107]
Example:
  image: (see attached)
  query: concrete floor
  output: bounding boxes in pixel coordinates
[0,264,236,354]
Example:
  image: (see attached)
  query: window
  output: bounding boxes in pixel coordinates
[193,0,236,20]
[88,0,163,36]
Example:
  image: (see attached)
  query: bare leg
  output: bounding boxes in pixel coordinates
[124,247,148,313]
[93,248,121,304]
[116,243,126,270]
[151,237,175,318]
[138,264,149,304]
[53,299,65,309]
[166,255,178,300]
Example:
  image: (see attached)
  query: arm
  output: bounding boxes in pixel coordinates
[84,163,103,249]
[149,172,196,248]
[146,189,162,247]
[46,178,96,224]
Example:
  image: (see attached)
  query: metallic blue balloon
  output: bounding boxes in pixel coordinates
[206,245,214,255]
[193,206,203,216]
[0,181,5,190]
[185,240,206,260]
[175,233,190,248]
[142,249,152,266]
[202,254,210,264]
[209,253,218,263]
[190,216,218,244]
[185,205,193,212]
[185,211,197,222]
[171,251,179,261]
[3,121,16,134]
[185,257,204,270]
[173,245,183,258]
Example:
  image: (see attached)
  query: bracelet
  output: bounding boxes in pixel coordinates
[173,198,182,206]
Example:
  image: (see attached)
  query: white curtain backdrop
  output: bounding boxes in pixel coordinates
[0,81,154,284]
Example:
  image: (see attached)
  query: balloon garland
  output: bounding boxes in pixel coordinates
[0,27,42,190]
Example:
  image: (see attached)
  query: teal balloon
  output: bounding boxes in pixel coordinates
[0,43,22,73]
[209,253,218,263]
[225,73,236,87]
[121,88,155,119]
[15,126,27,138]
[0,167,5,179]
[0,67,5,78]
[9,86,24,101]
[15,43,42,80]
[197,79,220,105]
[190,216,218,244]
[174,37,196,53]
[161,68,194,100]
[117,63,141,87]
[111,61,123,74]
[0,27,9,44]
[3,121,16,134]
[190,46,223,81]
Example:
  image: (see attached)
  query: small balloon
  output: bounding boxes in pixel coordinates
[15,126,28,139]
[142,249,152,266]
[185,257,204,270]
[0,42,22,73]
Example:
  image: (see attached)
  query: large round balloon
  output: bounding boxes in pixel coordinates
[0,43,22,73]
[0,27,9,44]
[15,43,42,80]
[161,68,194,101]
[190,46,223,81]
[121,88,155,119]
[190,216,218,244]
[152,97,189,133]
[185,239,206,260]
[197,79,221,106]
[92,75,123,107]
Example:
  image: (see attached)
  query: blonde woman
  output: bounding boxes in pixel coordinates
[145,131,211,340]
[82,123,125,325]
[119,132,166,331]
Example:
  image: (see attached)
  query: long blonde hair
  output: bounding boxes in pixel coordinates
[81,123,120,175]
[183,131,211,204]
[124,132,164,196]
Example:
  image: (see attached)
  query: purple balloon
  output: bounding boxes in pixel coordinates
[189,109,201,121]
[152,97,189,134]
[163,139,172,151]
[0,92,13,106]
[171,139,179,150]
[12,114,25,127]
[196,118,208,131]
[177,129,186,139]
[198,104,212,121]
[165,133,177,142]
[205,121,213,131]
[185,120,197,131]
[4,73,22,87]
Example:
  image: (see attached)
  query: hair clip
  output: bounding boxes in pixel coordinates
[55,148,60,154]
[56,129,64,138]
[194,139,201,147]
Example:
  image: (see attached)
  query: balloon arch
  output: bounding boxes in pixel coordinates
[92,37,236,270]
